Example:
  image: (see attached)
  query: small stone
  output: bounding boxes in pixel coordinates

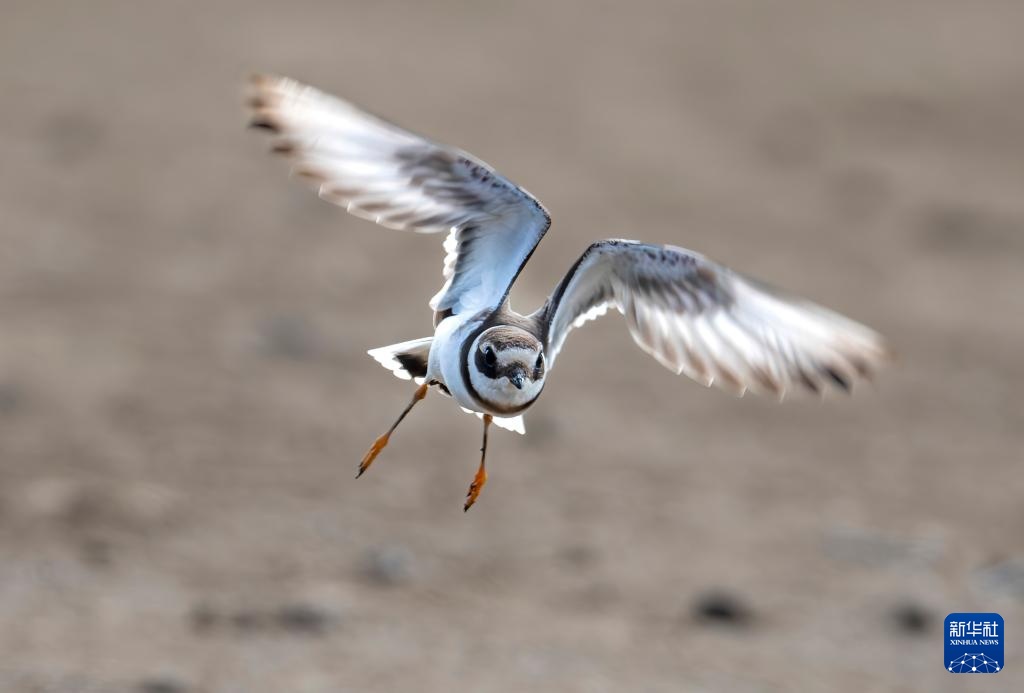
[890,602,931,635]
[691,590,754,628]
[275,603,335,635]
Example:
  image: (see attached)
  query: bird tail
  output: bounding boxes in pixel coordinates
[367,337,433,382]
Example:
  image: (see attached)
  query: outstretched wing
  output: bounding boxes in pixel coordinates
[246,74,550,319]
[537,240,888,398]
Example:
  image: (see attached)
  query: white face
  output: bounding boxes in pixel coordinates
[468,328,546,411]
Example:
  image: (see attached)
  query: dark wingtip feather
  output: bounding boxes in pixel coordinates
[248,117,281,133]
[798,369,822,395]
[823,366,851,393]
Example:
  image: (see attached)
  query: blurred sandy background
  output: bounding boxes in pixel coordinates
[2,1,1023,691]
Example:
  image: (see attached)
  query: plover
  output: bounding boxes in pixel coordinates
[246,74,888,510]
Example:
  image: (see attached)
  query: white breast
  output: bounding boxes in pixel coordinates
[428,314,485,412]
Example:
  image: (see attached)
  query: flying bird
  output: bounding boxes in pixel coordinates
[245,74,888,510]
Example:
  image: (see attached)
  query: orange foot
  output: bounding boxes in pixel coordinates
[463,465,488,512]
[357,434,390,478]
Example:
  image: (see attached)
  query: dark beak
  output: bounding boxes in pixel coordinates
[508,369,526,390]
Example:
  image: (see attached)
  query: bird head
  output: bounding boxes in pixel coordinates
[469,326,546,410]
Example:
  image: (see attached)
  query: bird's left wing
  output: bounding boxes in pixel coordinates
[536,240,888,398]
[246,74,550,319]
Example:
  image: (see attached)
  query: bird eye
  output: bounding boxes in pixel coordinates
[483,346,497,366]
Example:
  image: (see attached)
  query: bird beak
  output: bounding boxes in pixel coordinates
[508,368,526,390]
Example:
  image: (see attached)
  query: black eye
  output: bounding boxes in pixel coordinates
[535,354,544,370]
[483,346,496,366]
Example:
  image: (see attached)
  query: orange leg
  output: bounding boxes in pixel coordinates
[357,382,429,478]
[464,414,492,512]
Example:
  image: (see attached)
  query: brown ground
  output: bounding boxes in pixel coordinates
[2,1,1023,691]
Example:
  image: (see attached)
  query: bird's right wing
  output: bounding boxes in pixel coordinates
[537,240,888,398]
[246,74,550,320]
